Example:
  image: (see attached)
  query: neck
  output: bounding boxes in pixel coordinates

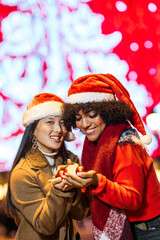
[38,147,58,156]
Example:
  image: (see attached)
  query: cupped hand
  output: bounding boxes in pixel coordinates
[49,176,73,191]
[63,170,101,189]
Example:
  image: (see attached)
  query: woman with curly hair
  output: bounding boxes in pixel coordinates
[62,74,160,240]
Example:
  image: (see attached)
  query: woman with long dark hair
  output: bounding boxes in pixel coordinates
[5,93,89,240]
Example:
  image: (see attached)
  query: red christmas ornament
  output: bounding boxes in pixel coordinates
[56,169,66,179]
[76,165,86,173]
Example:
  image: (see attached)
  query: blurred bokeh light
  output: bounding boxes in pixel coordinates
[0,0,160,172]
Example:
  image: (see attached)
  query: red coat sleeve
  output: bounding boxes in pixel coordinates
[91,143,148,211]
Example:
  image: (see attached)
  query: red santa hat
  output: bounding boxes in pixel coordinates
[22,93,75,141]
[68,73,152,145]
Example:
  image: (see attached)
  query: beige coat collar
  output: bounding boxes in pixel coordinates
[25,148,65,169]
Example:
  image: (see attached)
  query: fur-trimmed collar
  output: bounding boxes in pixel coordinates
[25,148,64,169]
[118,128,147,150]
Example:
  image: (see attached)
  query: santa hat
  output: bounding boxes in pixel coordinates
[22,93,75,141]
[68,74,152,145]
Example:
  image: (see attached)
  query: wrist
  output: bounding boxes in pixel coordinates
[93,173,101,187]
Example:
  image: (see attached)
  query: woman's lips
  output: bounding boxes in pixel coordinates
[85,128,96,135]
[50,135,61,142]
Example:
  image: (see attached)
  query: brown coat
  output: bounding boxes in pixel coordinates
[10,149,90,240]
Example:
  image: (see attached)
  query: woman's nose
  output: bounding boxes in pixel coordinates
[82,117,91,128]
[54,123,61,133]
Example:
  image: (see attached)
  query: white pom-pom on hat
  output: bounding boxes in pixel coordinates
[140,134,152,145]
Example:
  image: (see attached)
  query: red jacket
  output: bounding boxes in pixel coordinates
[91,143,160,222]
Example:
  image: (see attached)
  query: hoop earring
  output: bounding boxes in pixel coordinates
[32,135,38,149]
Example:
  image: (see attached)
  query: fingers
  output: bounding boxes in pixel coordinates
[64,173,80,181]
[48,177,62,185]
[65,170,99,188]
[67,159,73,165]
[63,184,72,191]
[77,170,96,178]
[49,176,74,191]
[63,174,86,188]
[57,165,67,171]
[63,179,72,186]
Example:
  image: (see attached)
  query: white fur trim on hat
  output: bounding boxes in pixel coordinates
[22,101,63,126]
[68,92,115,104]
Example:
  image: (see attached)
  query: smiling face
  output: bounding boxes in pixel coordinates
[75,110,106,142]
[33,115,67,153]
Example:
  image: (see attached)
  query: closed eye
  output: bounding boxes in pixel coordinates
[75,115,82,121]
[87,110,97,118]
[89,112,97,118]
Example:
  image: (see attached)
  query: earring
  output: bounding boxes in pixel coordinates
[32,135,37,149]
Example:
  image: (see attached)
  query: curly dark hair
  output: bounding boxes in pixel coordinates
[63,101,133,128]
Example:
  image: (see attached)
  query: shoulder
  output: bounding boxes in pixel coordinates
[118,127,147,150]
[13,157,29,173]
[11,157,37,183]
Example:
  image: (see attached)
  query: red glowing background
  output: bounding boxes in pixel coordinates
[0,0,160,171]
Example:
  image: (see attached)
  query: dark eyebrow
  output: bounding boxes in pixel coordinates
[75,108,95,115]
[85,108,95,114]
[44,116,55,120]
[45,115,60,120]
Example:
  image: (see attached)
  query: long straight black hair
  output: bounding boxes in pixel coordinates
[5,120,39,217]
